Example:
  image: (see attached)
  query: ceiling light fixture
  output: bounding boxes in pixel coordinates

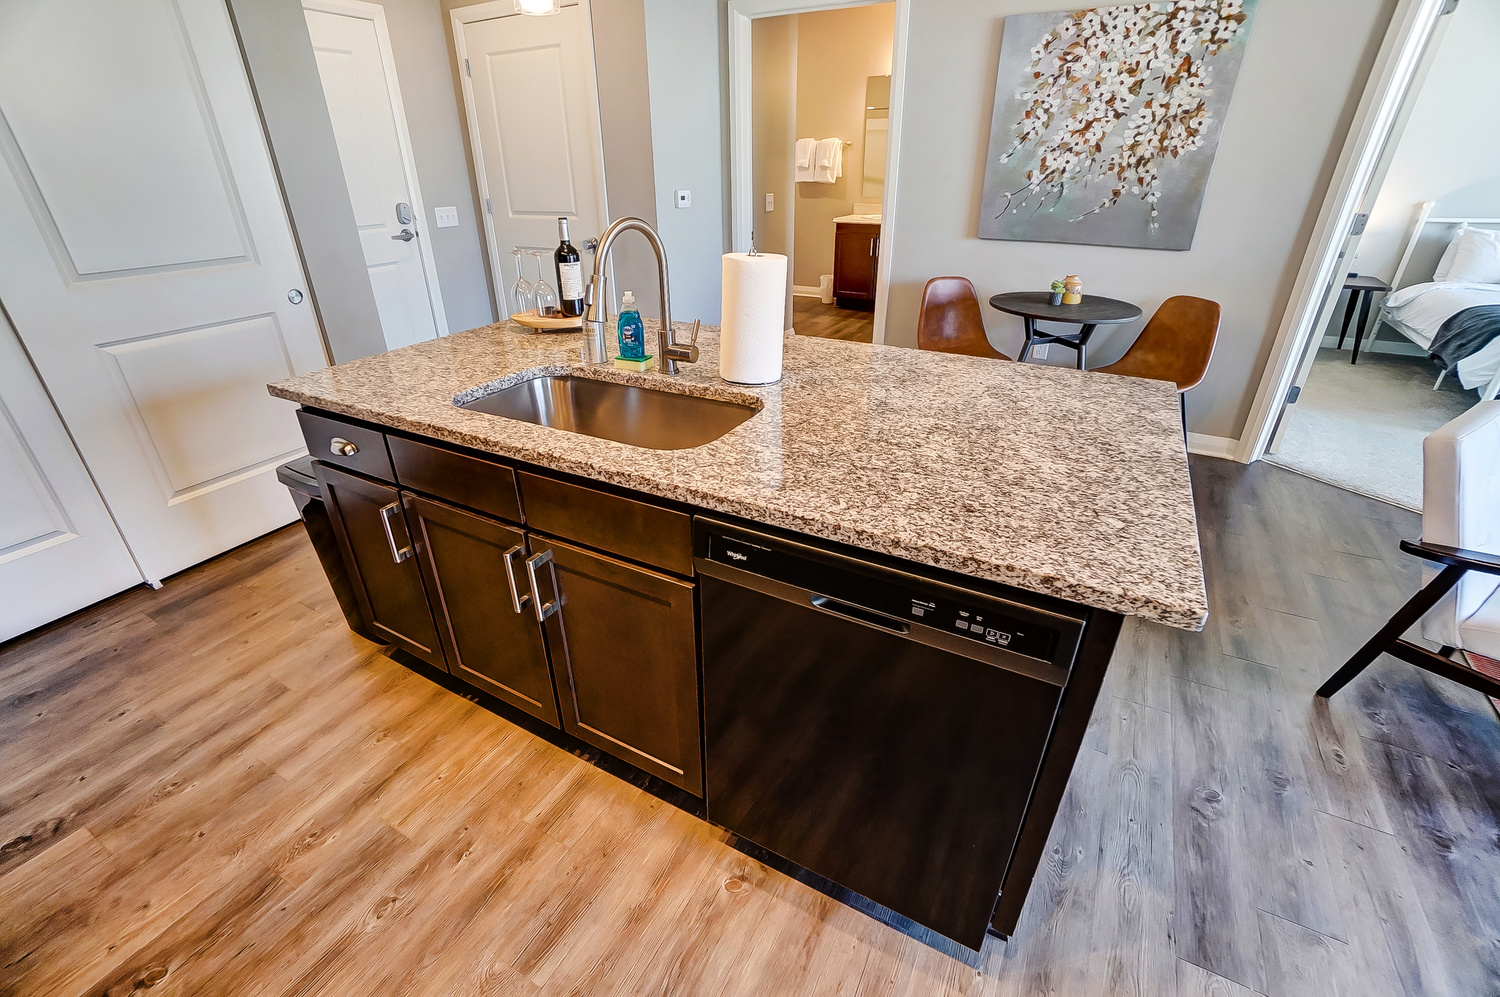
[514,0,560,14]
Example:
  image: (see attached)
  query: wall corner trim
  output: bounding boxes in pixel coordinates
[1187,433,1241,460]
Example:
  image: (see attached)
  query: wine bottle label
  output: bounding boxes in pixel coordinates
[558,261,583,300]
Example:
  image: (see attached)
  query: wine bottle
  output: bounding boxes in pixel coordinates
[554,217,584,317]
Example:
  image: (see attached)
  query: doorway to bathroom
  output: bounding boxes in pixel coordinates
[729,0,907,344]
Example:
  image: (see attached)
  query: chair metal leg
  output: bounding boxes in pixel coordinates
[1316,563,1467,698]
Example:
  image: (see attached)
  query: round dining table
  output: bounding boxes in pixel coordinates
[988,292,1143,369]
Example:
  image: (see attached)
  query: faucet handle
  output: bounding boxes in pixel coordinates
[665,319,700,365]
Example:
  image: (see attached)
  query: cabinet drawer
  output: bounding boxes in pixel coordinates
[518,471,692,576]
[390,436,523,524]
[297,410,393,482]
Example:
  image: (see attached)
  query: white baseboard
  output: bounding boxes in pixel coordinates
[792,285,823,298]
[1187,433,1239,459]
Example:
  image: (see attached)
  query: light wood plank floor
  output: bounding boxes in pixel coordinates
[2,458,1498,996]
[793,296,874,342]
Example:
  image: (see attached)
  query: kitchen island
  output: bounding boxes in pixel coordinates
[268,320,1206,950]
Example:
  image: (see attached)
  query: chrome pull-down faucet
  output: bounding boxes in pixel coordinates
[583,217,699,374]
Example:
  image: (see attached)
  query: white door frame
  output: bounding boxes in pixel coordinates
[727,0,910,345]
[305,0,450,337]
[1236,0,1448,463]
[451,0,610,319]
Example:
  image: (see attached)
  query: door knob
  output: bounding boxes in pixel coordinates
[391,229,416,242]
[287,288,304,304]
[329,437,358,457]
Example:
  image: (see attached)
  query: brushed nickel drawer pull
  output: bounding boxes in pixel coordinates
[330,437,358,457]
[502,544,532,614]
[525,549,560,622]
[377,502,412,563]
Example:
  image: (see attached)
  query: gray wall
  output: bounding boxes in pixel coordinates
[752,14,796,328]
[643,0,729,324]
[228,0,386,363]
[589,0,664,312]
[883,0,1398,441]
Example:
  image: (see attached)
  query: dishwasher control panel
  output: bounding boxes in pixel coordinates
[908,598,1056,661]
[708,532,1058,663]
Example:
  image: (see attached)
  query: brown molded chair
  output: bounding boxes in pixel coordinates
[1096,295,1221,424]
[917,277,1013,361]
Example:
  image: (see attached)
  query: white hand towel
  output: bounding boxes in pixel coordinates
[810,138,842,184]
[795,138,814,170]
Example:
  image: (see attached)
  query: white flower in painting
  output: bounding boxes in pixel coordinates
[996,0,1250,228]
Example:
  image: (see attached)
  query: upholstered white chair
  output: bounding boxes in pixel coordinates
[1317,401,1500,698]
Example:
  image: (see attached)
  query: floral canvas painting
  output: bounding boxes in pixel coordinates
[979,1,1257,251]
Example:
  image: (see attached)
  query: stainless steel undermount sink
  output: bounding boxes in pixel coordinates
[458,374,759,450]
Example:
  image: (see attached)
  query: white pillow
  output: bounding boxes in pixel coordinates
[1437,226,1500,284]
[1432,224,1465,282]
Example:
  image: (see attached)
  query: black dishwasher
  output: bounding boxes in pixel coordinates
[695,517,1085,949]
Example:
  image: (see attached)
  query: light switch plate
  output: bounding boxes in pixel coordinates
[433,206,459,228]
[765,193,774,212]
[675,190,692,209]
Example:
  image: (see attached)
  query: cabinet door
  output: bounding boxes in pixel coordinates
[529,535,702,794]
[833,225,878,299]
[314,462,445,669]
[403,493,559,726]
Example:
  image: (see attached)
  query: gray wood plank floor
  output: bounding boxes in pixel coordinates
[1,457,1496,996]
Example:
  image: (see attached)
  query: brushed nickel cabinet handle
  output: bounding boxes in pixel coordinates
[525,549,560,622]
[330,437,358,457]
[377,502,413,563]
[502,543,532,614]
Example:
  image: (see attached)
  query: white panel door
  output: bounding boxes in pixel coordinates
[0,0,328,584]
[305,1,446,350]
[458,2,607,316]
[0,314,143,641]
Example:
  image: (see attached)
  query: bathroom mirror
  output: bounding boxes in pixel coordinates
[862,75,890,199]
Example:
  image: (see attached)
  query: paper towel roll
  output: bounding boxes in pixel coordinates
[719,252,788,385]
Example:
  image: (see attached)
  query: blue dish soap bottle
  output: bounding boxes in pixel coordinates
[617,290,647,361]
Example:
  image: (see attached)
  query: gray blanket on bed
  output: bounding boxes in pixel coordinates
[1429,304,1500,370]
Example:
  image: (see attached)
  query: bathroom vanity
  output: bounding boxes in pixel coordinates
[268,320,1206,950]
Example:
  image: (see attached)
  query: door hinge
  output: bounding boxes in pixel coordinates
[1286,384,1301,405]
[464,58,471,77]
[486,198,493,215]
[1441,0,1459,15]
[1349,212,1369,236]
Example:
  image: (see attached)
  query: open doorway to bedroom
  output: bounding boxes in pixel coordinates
[1262,0,1500,511]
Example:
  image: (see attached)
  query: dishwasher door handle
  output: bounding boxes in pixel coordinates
[810,594,910,634]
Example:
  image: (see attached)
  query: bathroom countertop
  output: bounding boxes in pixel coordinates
[268,321,1207,630]
[832,213,883,225]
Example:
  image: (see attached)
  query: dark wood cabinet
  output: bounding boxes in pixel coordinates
[833,222,880,305]
[308,411,704,795]
[403,493,559,726]
[314,462,445,669]
[529,535,702,795]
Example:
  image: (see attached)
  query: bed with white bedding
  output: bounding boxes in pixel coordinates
[1381,281,1500,396]
[1378,211,1500,400]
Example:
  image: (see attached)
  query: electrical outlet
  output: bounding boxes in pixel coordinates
[765,193,775,212]
[1033,344,1050,360]
[675,189,692,209]
[433,206,459,228]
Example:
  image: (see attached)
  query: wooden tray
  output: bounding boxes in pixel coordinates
[511,309,582,331]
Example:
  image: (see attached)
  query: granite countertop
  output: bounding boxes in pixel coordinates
[269,321,1207,631]
[832,213,882,225]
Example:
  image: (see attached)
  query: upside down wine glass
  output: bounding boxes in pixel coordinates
[509,249,533,317]
[530,250,559,317]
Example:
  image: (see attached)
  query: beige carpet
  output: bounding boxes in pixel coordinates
[1266,348,1476,511]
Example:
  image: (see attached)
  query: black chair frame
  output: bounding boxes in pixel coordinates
[1317,539,1500,699]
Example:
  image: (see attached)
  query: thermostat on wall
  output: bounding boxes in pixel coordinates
[675,190,692,209]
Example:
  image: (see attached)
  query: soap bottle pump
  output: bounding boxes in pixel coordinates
[617,290,647,361]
